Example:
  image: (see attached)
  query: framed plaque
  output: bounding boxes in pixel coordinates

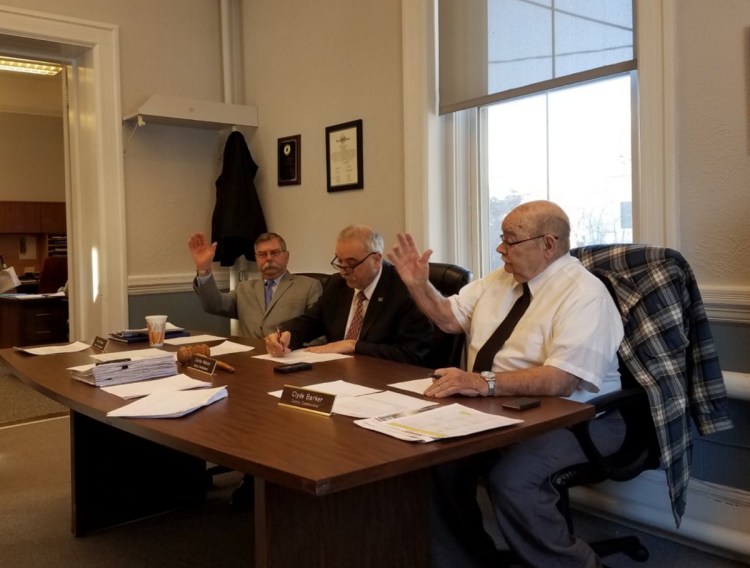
[325,119,363,192]
[277,135,301,186]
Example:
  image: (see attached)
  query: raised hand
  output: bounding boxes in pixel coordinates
[188,232,217,271]
[386,232,432,286]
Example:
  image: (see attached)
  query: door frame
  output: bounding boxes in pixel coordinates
[0,5,128,339]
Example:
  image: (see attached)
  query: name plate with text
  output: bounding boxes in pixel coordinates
[278,385,335,416]
[91,336,109,352]
[188,353,217,375]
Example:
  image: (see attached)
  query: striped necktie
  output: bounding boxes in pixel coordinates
[345,291,367,340]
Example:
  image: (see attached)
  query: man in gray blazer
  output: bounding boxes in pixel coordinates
[189,231,322,339]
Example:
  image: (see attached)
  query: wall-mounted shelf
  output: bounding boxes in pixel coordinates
[123,94,258,130]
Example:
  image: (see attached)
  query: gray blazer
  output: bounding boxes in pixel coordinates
[193,272,322,339]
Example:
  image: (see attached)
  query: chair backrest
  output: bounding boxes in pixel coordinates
[295,272,332,289]
[38,256,68,293]
[424,262,472,369]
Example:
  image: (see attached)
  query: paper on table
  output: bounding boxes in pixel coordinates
[332,390,438,419]
[101,373,213,399]
[355,403,523,442]
[388,377,434,396]
[268,379,380,399]
[13,341,91,355]
[164,334,225,346]
[106,386,228,418]
[207,340,255,356]
[91,348,168,362]
[255,349,351,364]
[14,291,66,300]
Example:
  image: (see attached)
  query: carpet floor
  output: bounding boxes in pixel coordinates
[0,360,68,427]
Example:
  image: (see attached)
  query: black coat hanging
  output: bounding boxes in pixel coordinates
[211,131,268,266]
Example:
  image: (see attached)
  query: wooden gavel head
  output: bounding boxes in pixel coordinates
[176,343,211,365]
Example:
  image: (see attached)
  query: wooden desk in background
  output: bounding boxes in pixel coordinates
[0,295,68,348]
[1,339,595,567]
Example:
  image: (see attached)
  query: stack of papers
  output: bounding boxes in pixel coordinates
[106,386,228,418]
[355,403,523,442]
[68,354,177,387]
[101,374,213,399]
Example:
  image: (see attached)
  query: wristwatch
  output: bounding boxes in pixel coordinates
[480,371,496,397]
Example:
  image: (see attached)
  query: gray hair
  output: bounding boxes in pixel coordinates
[337,225,384,253]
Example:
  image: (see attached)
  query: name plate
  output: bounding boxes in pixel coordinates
[188,353,217,375]
[278,385,335,416]
[91,336,109,352]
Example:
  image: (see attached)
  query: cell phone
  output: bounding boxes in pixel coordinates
[273,362,313,374]
[501,397,541,411]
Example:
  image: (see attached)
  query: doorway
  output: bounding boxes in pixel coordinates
[0,5,128,340]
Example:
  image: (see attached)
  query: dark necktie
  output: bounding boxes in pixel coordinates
[345,291,367,340]
[472,282,531,372]
[264,279,274,309]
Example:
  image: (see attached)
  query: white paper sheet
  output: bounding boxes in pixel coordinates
[206,340,255,356]
[332,390,438,419]
[355,403,523,442]
[106,386,228,418]
[255,349,351,364]
[268,379,379,399]
[164,334,225,345]
[388,377,434,395]
[101,373,213,399]
[14,341,91,355]
[91,348,168,362]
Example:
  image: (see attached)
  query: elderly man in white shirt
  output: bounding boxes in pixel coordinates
[388,200,624,568]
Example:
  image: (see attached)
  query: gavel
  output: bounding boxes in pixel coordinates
[176,343,235,373]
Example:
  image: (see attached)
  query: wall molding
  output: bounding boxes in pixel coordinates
[127,272,231,295]
[700,284,750,324]
[572,470,750,562]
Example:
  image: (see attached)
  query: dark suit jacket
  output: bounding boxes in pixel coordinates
[281,263,432,365]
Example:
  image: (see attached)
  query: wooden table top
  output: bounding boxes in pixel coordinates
[1,338,594,496]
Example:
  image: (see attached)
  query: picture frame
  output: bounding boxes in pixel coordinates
[325,119,363,192]
[277,134,301,186]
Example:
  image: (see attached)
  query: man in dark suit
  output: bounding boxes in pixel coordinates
[265,225,432,365]
[189,231,322,339]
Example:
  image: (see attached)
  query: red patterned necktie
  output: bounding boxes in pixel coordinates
[345,291,367,340]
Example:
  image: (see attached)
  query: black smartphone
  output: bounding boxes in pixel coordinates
[273,362,313,374]
[501,397,541,411]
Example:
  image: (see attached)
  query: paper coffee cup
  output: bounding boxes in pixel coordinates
[145,314,168,347]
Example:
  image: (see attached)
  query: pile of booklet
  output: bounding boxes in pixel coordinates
[69,354,177,387]
[108,323,189,343]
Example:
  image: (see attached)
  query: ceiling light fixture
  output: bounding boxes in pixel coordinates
[0,56,62,76]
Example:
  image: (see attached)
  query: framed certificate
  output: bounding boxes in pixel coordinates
[325,119,363,192]
[277,135,301,186]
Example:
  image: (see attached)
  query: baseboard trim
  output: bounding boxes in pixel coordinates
[127,272,230,295]
[571,470,750,561]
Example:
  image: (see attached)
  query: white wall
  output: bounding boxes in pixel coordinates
[675,0,750,286]
[242,0,405,272]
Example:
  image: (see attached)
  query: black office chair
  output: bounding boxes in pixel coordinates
[295,272,332,288]
[424,262,472,369]
[550,244,721,564]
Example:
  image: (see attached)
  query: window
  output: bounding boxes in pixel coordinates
[439,0,636,275]
[482,74,634,272]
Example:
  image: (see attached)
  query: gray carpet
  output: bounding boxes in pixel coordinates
[0,360,68,426]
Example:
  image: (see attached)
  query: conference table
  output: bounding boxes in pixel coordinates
[1,337,595,567]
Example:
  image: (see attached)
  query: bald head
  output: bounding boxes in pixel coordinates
[509,201,571,256]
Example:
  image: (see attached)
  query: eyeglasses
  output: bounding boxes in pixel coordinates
[330,251,377,272]
[255,249,285,259]
[499,234,558,247]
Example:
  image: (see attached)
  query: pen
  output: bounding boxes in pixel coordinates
[276,326,282,344]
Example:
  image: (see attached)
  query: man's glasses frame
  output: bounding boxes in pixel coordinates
[330,251,377,273]
[499,234,558,247]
